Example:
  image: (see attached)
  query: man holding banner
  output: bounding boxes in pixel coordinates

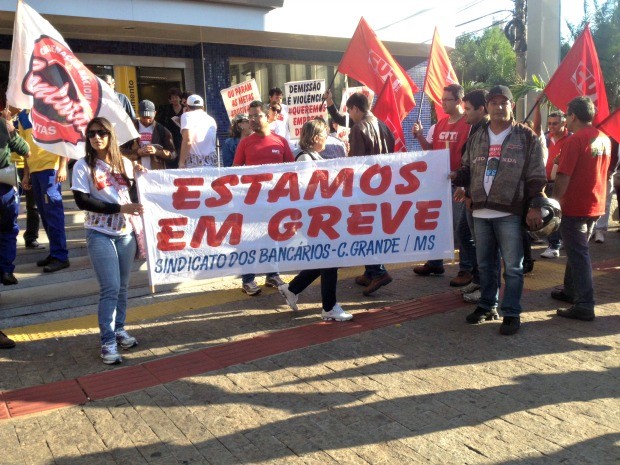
[233,100,294,295]
[346,92,396,296]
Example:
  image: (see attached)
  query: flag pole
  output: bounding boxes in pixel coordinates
[522,93,543,124]
[416,93,426,121]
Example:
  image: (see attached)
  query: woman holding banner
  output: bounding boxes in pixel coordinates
[278,118,353,322]
[72,117,145,364]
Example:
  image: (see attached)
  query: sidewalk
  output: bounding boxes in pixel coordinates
[0,232,618,464]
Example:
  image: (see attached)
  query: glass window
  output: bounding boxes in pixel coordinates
[229,59,359,108]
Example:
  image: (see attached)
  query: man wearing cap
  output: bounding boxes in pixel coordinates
[179,94,217,168]
[122,100,176,170]
[552,96,611,322]
[450,85,546,335]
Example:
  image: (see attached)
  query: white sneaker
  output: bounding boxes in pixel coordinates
[278,284,298,312]
[540,247,560,259]
[265,275,285,288]
[321,304,353,321]
[463,290,481,303]
[115,329,138,349]
[242,280,261,296]
[101,342,122,365]
[460,282,481,294]
[594,230,605,243]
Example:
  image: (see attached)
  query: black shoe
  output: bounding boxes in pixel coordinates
[523,259,535,274]
[25,240,45,249]
[37,255,52,267]
[466,306,499,324]
[0,331,16,349]
[413,263,445,276]
[551,289,573,304]
[0,272,18,286]
[556,306,595,321]
[363,273,393,296]
[43,258,70,273]
[499,316,521,335]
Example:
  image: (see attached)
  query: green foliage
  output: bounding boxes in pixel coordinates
[451,27,517,87]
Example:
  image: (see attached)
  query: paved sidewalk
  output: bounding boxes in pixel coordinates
[0,233,618,464]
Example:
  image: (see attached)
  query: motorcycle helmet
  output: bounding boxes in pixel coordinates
[527,197,561,241]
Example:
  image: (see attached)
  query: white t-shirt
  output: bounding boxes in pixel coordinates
[72,157,135,235]
[269,119,288,139]
[138,122,155,170]
[473,126,512,219]
[180,109,217,167]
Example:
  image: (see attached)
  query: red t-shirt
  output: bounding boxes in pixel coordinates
[545,130,571,180]
[557,125,611,217]
[432,115,471,170]
[233,132,294,166]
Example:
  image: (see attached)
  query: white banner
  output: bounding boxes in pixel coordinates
[284,79,328,140]
[219,79,261,120]
[137,150,453,286]
[6,1,138,159]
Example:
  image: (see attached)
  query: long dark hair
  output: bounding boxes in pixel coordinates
[84,117,130,186]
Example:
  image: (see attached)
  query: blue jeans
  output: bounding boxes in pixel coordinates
[474,215,524,317]
[242,272,279,284]
[456,205,477,277]
[86,229,136,345]
[30,169,68,261]
[428,192,466,270]
[561,216,598,313]
[0,184,19,274]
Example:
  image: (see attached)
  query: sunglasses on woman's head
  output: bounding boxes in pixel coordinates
[87,129,110,138]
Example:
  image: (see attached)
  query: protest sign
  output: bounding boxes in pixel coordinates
[220,79,261,119]
[284,79,328,139]
[137,150,454,286]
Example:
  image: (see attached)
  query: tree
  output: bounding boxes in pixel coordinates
[565,0,620,108]
[451,26,517,90]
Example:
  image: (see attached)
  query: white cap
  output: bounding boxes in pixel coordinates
[186,94,204,107]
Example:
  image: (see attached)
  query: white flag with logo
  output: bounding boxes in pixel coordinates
[7,1,139,159]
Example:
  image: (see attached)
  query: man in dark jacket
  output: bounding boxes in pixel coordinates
[450,85,546,335]
[345,92,396,296]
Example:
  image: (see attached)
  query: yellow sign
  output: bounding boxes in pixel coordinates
[114,66,138,114]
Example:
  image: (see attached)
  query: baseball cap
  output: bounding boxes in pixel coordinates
[233,113,249,123]
[138,100,156,117]
[186,94,204,107]
[486,85,513,102]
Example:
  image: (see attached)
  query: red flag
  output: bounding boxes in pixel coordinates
[597,107,620,142]
[373,77,406,152]
[544,24,609,125]
[338,17,418,120]
[423,27,459,121]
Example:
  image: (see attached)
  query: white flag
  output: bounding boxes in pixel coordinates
[7,1,139,159]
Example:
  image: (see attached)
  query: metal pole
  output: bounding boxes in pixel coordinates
[515,0,528,121]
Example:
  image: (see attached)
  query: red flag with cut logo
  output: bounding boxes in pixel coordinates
[423,27,459,121]
[544,24,609,125]
[373,77,406,152]
[338,17,417,120]
[597,107,620,142]
[6,1,138,159]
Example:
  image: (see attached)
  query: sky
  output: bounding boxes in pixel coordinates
[269,0,590,47]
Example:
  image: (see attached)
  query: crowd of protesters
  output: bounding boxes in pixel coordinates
[0,81,616,362]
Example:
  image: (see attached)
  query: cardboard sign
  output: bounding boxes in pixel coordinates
[220,79,261,119]
[284,79,328,139]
